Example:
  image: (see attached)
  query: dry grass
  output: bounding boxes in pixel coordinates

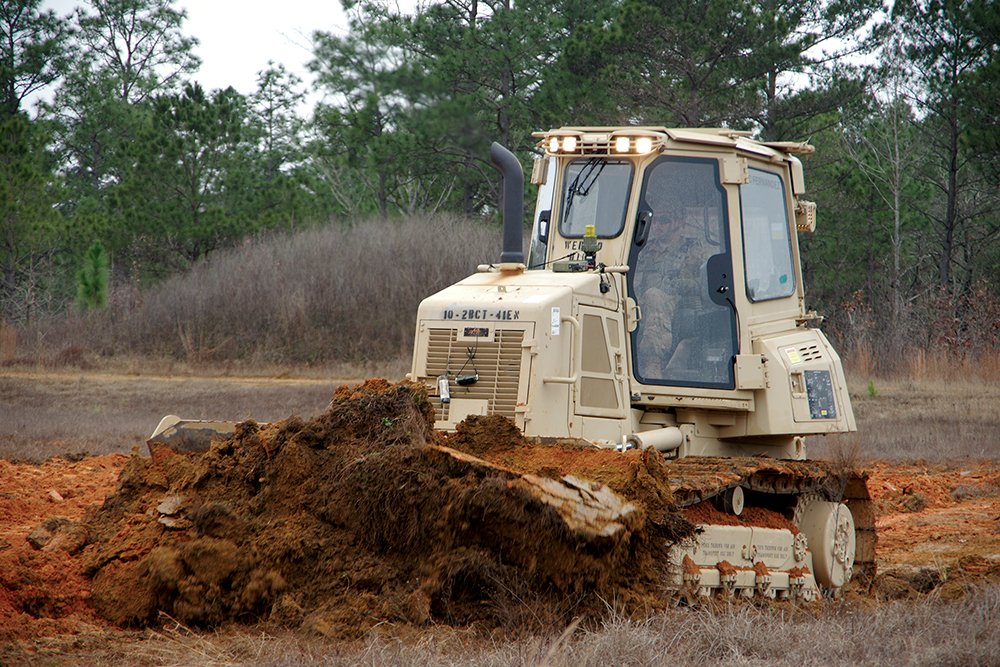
[5,357,1000,463]
[11,214,504,365]
[810,373,1000,462]
[0,370,398,461]
[843,344,1000,386]
[15,589,1000,666]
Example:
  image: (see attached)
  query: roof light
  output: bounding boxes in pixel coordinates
[636,137,653,154]
[549,137,560,153]
[615,136,630,153]
[562,136,577,152]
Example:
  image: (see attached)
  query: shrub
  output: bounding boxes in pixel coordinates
[18,214,512,364]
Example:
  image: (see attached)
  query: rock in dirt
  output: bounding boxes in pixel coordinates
[79,379,695,637]
[27,517,70,549]
[27,517,87,553]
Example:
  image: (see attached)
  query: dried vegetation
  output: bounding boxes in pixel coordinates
[810,375,1000,462]
[5,591,1000,667]
[6,215,503,366]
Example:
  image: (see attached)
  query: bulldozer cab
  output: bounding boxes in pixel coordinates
[413,127,853,457]
[530,128,811,396]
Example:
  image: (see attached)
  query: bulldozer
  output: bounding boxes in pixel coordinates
[150,127,873,604]
[405,128,873,601]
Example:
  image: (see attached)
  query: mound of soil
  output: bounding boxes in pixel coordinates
[868,461,1000,583]
[77,381,693,638]
[6,380,998,644]
[868,461,1000,514]
[0,455,125,641]
[444,415,679,524]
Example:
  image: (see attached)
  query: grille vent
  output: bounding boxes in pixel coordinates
[797,343,823,362]
[426,328,524,421]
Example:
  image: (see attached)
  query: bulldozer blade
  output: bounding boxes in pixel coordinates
[147,415,237,456]
[434,445,639,542]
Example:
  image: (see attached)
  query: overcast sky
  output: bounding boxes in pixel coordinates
[41,0,357,102]
[178,1,349,96]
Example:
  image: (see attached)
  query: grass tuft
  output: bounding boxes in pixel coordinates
[10,587,1000,666]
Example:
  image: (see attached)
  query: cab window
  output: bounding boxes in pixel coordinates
[628,157,736,389]
[740,169,796,301]
[558,159,633,238]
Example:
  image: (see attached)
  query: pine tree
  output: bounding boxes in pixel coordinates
[75,240,108,313]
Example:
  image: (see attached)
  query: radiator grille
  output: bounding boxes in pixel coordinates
[426,328,524,421]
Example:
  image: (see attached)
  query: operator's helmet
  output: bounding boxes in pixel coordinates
[645,188,683,244]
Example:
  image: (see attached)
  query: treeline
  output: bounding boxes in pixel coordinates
[3,0,1000,369]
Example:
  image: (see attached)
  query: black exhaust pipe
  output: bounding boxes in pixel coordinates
[490,142,524,265]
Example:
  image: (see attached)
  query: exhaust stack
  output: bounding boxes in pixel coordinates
[490,142,524,265]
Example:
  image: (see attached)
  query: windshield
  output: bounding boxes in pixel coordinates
[558,158,633,238]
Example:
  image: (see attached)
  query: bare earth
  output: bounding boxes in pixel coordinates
[0,371,359,461]
[1,371,999,662]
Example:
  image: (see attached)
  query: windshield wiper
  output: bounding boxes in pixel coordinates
[564,158,606,219]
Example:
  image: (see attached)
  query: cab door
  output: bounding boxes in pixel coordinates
[627,156,738,390]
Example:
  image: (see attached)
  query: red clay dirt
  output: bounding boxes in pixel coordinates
[4,380,694,643]
[0,454,126,641]
[1,381,999,643]
[866,461,1000,598]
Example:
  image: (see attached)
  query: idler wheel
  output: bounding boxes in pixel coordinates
[795,494,856,588]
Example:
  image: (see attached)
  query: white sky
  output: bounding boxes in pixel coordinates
[41,0,354,104]
[178,1,348,97]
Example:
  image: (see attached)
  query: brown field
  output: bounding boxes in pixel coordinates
[1,365,999,666]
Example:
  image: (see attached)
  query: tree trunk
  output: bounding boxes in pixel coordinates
[939,113,960,292]
[378,170,388,220]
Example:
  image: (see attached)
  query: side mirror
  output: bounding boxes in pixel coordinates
[634,209,652,246]
[538,210,551,244]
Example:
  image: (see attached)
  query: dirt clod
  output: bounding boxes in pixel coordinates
[27,517,71,550]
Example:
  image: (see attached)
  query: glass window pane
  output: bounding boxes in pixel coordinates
[559,159,633,238]
[740,169,796,301]
[629,157,736,389]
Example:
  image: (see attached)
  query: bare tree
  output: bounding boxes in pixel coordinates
[843,36,924,331]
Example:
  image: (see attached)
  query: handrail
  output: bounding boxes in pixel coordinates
[542,315,581,384]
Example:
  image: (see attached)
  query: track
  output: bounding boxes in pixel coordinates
[667,456,876,583]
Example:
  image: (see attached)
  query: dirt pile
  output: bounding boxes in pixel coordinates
[0,454,125,641]
[868,461,1000,514]
[867,460,1000,594]
[77,380,693,638]
[874,554,1000,600]
[7,380,998,643]
[444,415,680,526]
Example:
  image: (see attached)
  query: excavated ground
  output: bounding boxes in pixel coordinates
[3,380,697,642]
[2,380,999,645]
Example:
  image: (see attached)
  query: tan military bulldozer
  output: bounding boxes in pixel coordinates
[152,127,872,602]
